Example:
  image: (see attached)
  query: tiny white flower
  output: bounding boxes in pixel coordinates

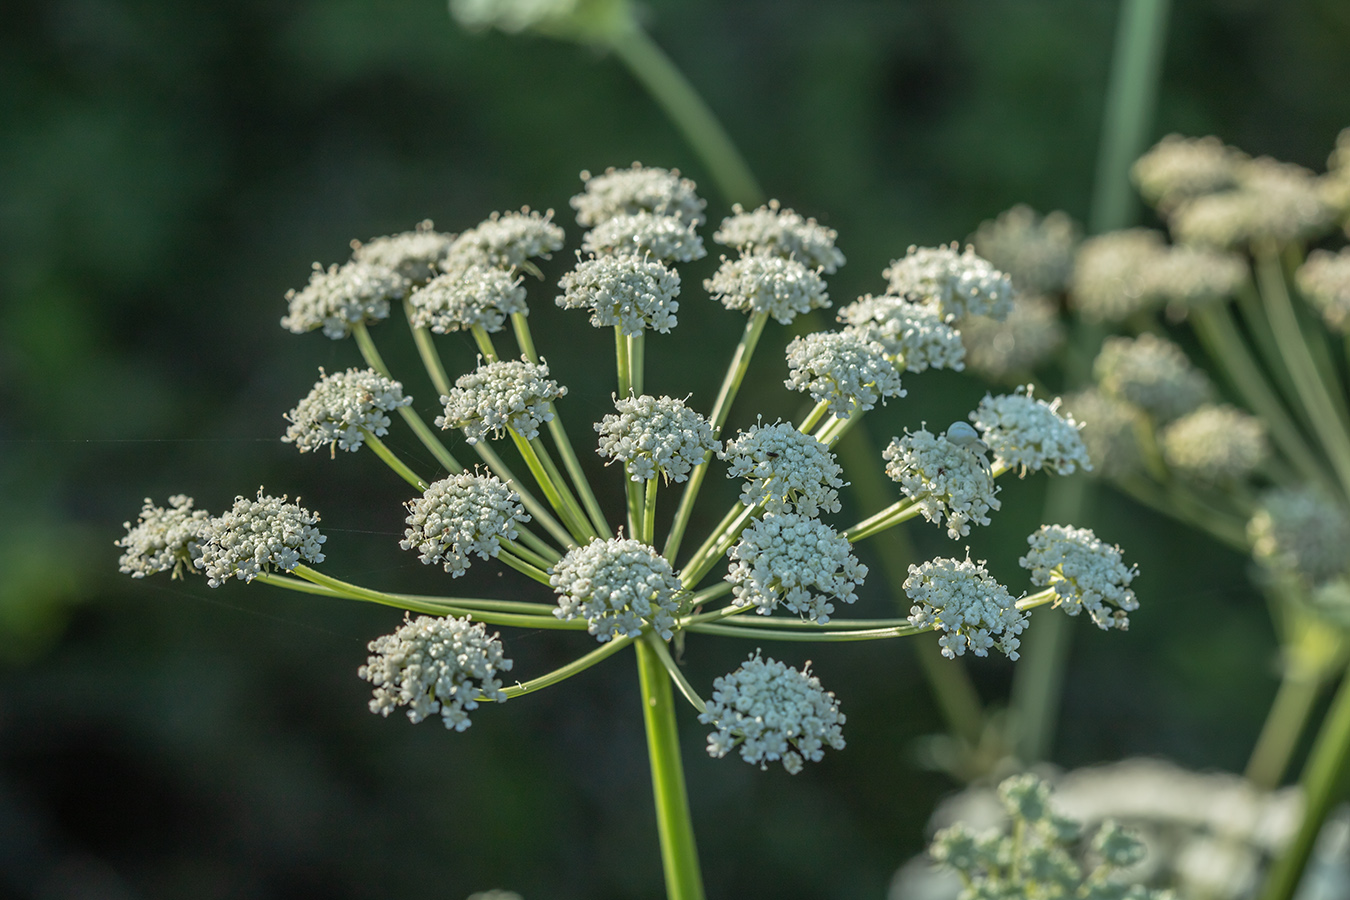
[836,294,965,372]
[401,473,530,577]
[705,253,829,324]
[442,208,564,272]
[699,652,846,774]
[350,220,455,282]
[713,200,846,273]
[904,555,1027,660]
[1161,404,1268,484]
[116,495,211,579]
[283,367,412,455]
[958,293,1066,382]
[724,513,867,623]
[883,427,1000,539]
[971,205,1081,295]
[595,394,719,483]
[408,265,528,334]
[721,422,844,517]
[570,163,706,228]
[436,357,566,443]
[1069,229,1168,323]
[556,253,681,335]
[550,537,682,641]
[281,260,405,339]
[582,211,706,263]
[195,490,327,587]
[360,614,512,731]
[784,330,905,418]
[883,243,1014,322]
[1297,248,1350,334]
[1132,134,1246,213]
[971,386,1091,476]
[1094,333,1211,423]
[1020,525,1139,630]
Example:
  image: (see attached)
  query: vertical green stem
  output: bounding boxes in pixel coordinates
[616,326,632,398]
[1245,669,1321,790]
[634,637,707,900]
[643,477,659,545]
[630,331,646,398]
[531,436,599,541]
[605,23,763,208]
[1259,668,1350,900]
[471,324,500,362]
[405,302,453,396]
[626,477,643,540]
[547,413,614,539]
[509,430,594,542]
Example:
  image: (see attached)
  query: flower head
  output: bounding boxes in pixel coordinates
[283,367,412,455]
[883,427,1001,539]
[1020,525,1139,630]
[1069,229,1167,323]
[401,473,530,577]
[699,652,845,774]
[1297,248,1350,333]
[1169,157,1338,249]
[594,394,719,483]
[713,200,846,273]
[720,422,844,517]
[1094,333,1212,423]
[443,208,565,271]
[1150,245,1249,314]
[971,205,1080,295]
[581,211,706,263]
[959,293,1066,382]
[550,537,681,641]
[1161,404,1268,484]
[360,614,511,731]
[117,495,211,579]
[281,260,405,339]
[436,357,566,443]
[570,163,706,227]
[1060,389,1147,480]
[350,220,455,282]
[1249,488,1350,586]
[556,253,681,334]
[784,330,904,418]
[836,294,965,372]
[905,555,1026,659]
[408,266,528,334]
[725,513,867,623]
[195,490,327,587]
[883,243,1014,322]
[971,386,1091,476]
[705,253,829,324]
[1132,134,1246,213]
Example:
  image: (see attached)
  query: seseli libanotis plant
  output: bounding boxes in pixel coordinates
[962,128,1350,900]
[117,163,1140,898]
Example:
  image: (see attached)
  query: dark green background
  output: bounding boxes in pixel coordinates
[3,1,1350,897]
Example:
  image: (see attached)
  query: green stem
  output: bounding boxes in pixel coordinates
[626,477,643,540]
[472,440,576,549]
[1258,668,1350,900]
[1255,248,1350,497]
[511,312,540,362]
[616,326,632,398]
[257,574,561,615]
[1245,669,1322,791]
[360,430,428,491]
[634,638,707,900]
[495,547,555,587]
[606,22,763,208]
[406,309,453,397]
[509,430,595,542]
[546,412,613,539]
[500,537,557,571]
[797,399,830,434]
[646,631,705,713]
[532,436,599,540]
[643,477,659,545]
[470,324,500,362]
[499,635,636,700]
[679,504,756,588]
[630,331,646,398]
[663,312,768,560]
[1235,279,1311,431]
[687,621,929,642]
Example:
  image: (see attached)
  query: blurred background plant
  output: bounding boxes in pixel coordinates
[5,0,1350,898]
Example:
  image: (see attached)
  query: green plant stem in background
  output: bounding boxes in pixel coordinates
[1259,667,1350,900]
[634,637,707,900]
[1011,0,1170,766]
[1245,669,1322,791]
[605,24,763,208]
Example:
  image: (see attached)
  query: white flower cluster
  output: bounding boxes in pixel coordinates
[408,266,528,334]
[1019,525,1139,631]
[1094,333,1212,423]
[401,473,530,577]
[704,254,829,324]
[784,330,904,418]
[959,293,1066,382]
[1060,389,1146,480]
[725,513,867,623]
[436,357,566,443]
[1297,248,1350,333]
[713,200,846,273]
[556,254,681,334]
[883,244,1014,322]
[904,555,1027,660]
[350,220,455,282]
[443,208,564,271]
[594,394,719,483]
[360,614,511,731]
[1149,245,1248,312]
[1132,134,1245,213]
[721,422,844,517]
[971,386,1091,476]
[283,367,412,455]
[581,211,706,263]
[549,537,682,641]
[451,0,584,34]
[1169,157,1338,250]
[698,652,846,774]
[1161,404,1268,483]
[1249,488,1350,586]
[883,427,1001,539]
[195,490,327,587]
[1070,229,1245,320]
[117,495,211,579]
[970,205,1081,295]
[836,294,966,372]
[281,260,405,339]
[570,164,706,227]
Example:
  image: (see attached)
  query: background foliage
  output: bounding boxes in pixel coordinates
[3,1,1350,897]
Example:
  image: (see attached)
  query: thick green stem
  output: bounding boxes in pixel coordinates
[532,436,598,540]
[663,313,768,560]
[606,23,762,208]
[635,638,706,900]
[360,430,429,491]
[626,477,643,540]
[797,399,830,434]
[511,312,540,362]
[1258,668,1350,900]
[679,504,756,588]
